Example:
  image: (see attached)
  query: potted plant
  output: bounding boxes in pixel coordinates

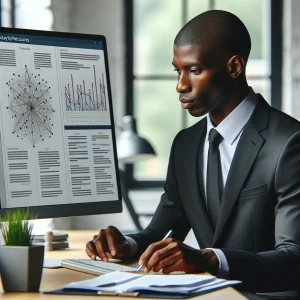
[0,209,44,292]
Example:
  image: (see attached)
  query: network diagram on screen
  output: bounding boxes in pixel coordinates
[0,32,119,209]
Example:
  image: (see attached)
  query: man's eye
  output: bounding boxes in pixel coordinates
[191,69,201,75]
[173,68,181,75]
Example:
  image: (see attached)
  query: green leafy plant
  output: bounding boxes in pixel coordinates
[0,209,36,246]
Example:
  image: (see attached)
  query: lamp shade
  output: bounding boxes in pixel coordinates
[117,116,156,163]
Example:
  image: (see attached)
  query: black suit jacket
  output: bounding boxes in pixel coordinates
[128,95,300,293]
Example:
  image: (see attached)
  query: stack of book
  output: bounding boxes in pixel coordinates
[32,231,69,251]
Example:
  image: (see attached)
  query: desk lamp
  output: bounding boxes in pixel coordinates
[117,115,156,230]
[117,115,156,163]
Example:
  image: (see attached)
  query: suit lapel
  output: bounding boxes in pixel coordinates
[212,95,270,246]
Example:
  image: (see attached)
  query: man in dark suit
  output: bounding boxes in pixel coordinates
[86,10,300,295]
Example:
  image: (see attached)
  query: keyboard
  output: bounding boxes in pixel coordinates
[61,259,138,275]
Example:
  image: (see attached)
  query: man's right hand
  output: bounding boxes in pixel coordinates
[85,226,130,261]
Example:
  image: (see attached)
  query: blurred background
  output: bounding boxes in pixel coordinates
[1,0,297,244]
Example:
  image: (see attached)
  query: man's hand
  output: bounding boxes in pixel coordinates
[139,238,219,274]
[85,226,130,261]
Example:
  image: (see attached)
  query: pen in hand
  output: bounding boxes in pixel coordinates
[136,229,173,272]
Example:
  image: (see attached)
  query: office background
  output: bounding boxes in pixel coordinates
[1,0,299,244]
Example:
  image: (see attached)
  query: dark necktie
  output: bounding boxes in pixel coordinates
[207,128,224,229]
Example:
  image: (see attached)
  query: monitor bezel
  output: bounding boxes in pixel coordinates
[0,27,122,219]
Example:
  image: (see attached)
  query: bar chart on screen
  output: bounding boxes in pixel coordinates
[64,66,107,112]
[59,48,110,126]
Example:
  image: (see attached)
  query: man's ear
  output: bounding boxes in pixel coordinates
[227,55,245,79]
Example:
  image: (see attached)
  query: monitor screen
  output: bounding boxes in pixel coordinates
[0,27,122,218]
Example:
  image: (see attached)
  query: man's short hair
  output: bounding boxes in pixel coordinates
[174,10,251,62]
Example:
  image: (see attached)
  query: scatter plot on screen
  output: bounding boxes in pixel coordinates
[6,65,55,147]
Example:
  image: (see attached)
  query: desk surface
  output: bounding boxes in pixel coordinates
[0,230,246,299]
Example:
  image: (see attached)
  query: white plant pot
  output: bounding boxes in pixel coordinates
[0,244,44,292]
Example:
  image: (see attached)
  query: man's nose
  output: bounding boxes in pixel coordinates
[176,73,191,93]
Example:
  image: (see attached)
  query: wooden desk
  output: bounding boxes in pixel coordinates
[0,230,246,299]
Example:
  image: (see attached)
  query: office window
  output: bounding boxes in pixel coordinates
[126,0,279,186]
[1,0,11,26]
[1,0,53,29]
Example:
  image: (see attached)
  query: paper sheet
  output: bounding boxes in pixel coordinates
[62,271,241,295]
[64,271,141,290]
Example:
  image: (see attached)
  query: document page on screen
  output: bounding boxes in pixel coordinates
[0,33,118,209]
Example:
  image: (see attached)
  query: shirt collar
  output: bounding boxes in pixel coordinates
[206,87,257,145]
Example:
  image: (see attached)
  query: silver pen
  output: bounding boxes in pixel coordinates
[136,229,173,272]
[97,291,140,297]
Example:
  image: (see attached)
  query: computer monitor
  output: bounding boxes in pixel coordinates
[0,27,122,218]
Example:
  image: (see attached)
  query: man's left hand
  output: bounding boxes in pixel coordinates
[138,238,219,274]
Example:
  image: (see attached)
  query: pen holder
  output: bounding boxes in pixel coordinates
[45,231,54,251]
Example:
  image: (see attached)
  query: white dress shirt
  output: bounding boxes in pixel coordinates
[126,87,257,277]
[203,87,257,199]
